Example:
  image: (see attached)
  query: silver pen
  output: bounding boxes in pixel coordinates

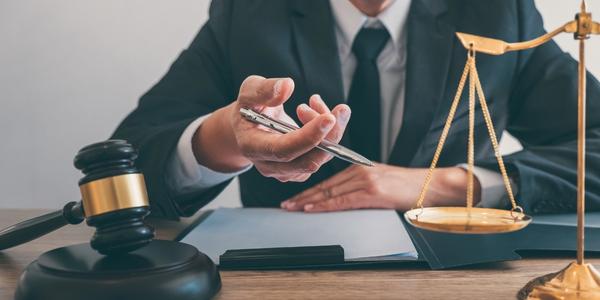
[240,108,374,167]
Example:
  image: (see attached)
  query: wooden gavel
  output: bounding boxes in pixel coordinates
[0,140,154,255]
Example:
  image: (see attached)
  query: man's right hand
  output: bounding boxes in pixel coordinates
[192,75,351,182]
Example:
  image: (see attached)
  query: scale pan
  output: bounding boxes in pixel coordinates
[404,207,531,234]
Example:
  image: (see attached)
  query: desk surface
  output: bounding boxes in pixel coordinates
[0,209,597,300]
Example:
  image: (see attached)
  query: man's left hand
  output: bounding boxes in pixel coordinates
[281,164,481,213]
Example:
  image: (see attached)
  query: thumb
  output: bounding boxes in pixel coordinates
[237,75,295,109]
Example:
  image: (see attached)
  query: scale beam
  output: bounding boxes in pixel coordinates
[456,14,599,56]
[456,21,577,55]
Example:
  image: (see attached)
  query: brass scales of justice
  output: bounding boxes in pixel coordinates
[403,1,600,299]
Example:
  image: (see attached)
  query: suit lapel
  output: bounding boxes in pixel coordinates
[290,0,350,173]
[388,0,455,166]
[290,0,345,108]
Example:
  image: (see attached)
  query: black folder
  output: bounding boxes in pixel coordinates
[406,212,600,269]
[179,211,600,270]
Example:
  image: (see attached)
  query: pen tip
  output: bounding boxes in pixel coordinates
[359,158,375,167]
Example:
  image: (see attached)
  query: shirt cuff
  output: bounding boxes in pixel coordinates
[457,164,518,209]
[167,114,252,194]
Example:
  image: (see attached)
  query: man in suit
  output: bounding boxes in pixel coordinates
[113,0,600,219]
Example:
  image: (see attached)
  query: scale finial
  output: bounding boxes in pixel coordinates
[582,0,588,13]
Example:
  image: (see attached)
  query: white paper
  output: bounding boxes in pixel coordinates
[180,208,417,264]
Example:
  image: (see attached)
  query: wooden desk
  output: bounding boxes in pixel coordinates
[0,209,597,300]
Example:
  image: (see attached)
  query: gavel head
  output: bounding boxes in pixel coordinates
[74,140,154,255]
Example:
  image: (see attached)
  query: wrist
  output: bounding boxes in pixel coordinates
[192,105,251,172]
[430,167,481,206]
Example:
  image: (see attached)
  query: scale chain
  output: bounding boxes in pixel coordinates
[467,52,476,209]
[471,57,519,211]
[414,55,471,209]
[414,51,520,213]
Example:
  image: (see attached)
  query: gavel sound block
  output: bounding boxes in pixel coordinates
[7,140,221,300]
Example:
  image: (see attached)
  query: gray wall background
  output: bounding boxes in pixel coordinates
[0,1,599,209]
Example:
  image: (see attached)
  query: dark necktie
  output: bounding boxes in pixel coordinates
[346,26,390,162]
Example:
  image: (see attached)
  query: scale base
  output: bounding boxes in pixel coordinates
[519,262,600,300]
[15,240,221,300]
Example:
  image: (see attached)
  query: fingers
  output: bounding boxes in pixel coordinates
[281,165,360,210]
[328,104,350,142]
[237,75,295,109]
[303,192,367,213]
[238,113,335,162]
[282,178,363,211]
[296,103,319,125]
[309,94,331,114]
[297,96,350,143]
[296,94,330,124]
[306,190,396,212]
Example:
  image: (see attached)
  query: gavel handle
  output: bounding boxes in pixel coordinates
[0,201,84,250]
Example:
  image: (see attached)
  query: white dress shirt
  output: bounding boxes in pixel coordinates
[166,0,510,208]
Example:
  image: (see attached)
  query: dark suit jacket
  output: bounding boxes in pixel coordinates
[113,0,600,219]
